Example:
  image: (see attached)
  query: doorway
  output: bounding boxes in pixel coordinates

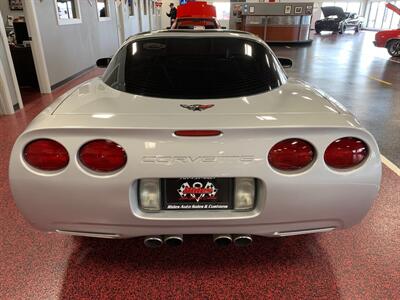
[0,0,51,114]
[0,4,39,106]
[0,12,22,113]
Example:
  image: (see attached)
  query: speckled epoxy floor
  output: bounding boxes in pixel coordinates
[1,32,400,299]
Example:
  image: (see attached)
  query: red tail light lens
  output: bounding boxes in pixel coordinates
[324,137,368,169]
[79,140,127,172]
[23,139,69,171]
[268,139,315,171]
[174,130,222,137]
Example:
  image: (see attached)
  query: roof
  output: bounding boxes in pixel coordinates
[126,30,257,44]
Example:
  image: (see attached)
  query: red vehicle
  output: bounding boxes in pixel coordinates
[374,3,400,57]
[171,2,222,30]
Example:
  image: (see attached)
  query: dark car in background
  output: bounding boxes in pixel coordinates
[315,6,362,34]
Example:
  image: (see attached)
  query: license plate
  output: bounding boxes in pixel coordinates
[163,178,233,210]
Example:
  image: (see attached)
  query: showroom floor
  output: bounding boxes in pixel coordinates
[0,31,399,299]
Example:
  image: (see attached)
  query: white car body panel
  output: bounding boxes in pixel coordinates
[9,31,381,239]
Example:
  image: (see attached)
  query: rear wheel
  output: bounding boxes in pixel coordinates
[339,25,346,34]
[355,24,361,33]
[386,40,400,57]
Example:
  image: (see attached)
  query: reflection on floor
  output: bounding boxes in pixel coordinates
[0,32,399,299]
[271,31,400,166]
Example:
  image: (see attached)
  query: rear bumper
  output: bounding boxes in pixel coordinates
[10,127,382,238]
[53,223,339,239]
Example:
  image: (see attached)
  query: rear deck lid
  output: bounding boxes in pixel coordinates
[53,78,342,116]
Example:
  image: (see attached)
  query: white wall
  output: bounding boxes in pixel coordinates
[33,0,120,87]
[151,1,162,30]
[119,0,161,40]
[139,0,151,31]
[121,0,141,39]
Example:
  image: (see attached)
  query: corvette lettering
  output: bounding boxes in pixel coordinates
[142,155,256,164]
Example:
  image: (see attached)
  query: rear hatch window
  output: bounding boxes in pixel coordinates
[103,37,287,99]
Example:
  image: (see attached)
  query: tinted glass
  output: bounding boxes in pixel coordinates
[102,37,287,99]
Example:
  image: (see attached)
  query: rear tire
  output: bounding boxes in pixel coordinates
[339,25,345,34]
[386,39,400,57]
[355,24,361,33]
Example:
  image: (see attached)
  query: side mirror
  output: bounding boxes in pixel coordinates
[221,26,227,29]
[96,57,111,68]
[278,57,293,68]
[166,26,171,29]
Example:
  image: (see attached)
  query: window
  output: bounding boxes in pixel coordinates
[96,0,111,21]
[54,0,82,25]
[347,2,361,15]
[214,2,231,21]
[128,0,135,16]
[366,0,400,30]
[102,37,287,99]
[320,1,361,19]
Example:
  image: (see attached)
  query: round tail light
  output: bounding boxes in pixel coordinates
[268,138,315,171]
[79,139,127,172]
[324,137,368,169]
[23,139,69,171]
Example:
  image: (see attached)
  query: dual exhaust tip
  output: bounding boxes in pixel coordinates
[213,234,253,247]
[144,234,252,248]
[144,235,183,248]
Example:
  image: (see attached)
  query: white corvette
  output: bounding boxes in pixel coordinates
[9,30,381,247]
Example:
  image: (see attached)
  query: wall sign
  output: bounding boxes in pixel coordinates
[9,0,23,11]
[294,7,303,14]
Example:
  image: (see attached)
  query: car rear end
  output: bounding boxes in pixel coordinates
[315,18,340,32]
[9,31,381,243]
[10,113,381,240]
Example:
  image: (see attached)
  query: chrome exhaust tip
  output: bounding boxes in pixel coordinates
[233,235,252,247]
[144,236,163,248]
[213,234,232,247]
[164,235,183,247]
